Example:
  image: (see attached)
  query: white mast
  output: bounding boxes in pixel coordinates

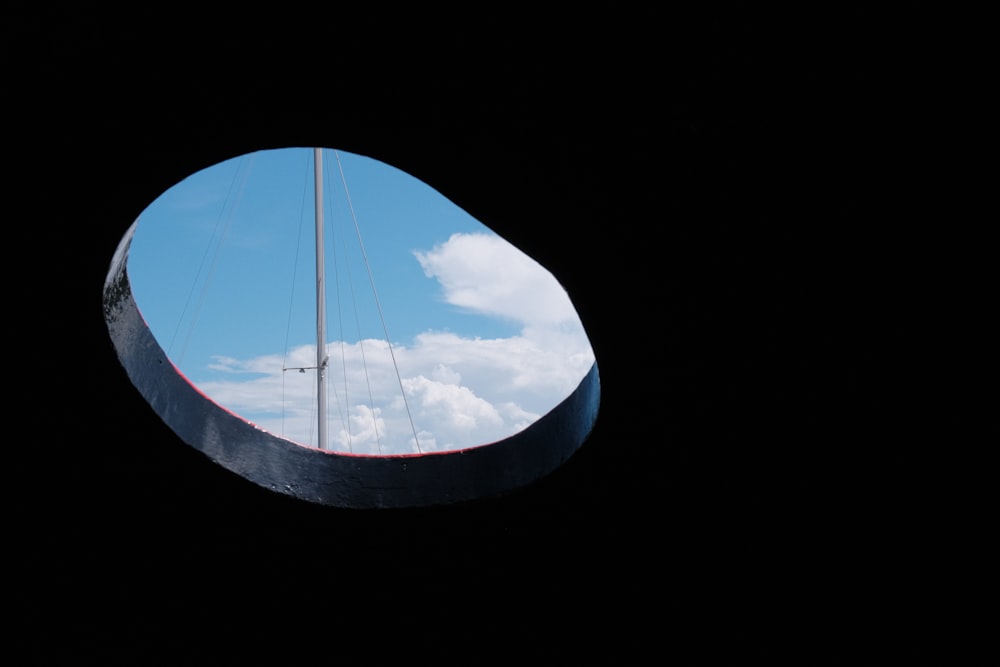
[314,148,328,450]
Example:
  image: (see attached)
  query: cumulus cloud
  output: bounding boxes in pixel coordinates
[414,232,579,326]
[194,232,595,454]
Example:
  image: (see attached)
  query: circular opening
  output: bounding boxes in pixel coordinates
[104,147,600,507]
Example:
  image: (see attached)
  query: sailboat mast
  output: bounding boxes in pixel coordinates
[314,148,328,451]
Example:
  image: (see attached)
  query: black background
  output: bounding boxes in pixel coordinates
[6,5,982,665]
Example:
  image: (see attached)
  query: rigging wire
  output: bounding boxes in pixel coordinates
[334,150,423,453]
[332,158,384,455]
[321,155,354,453]
[281,149,312,441]
[320,153,351,452]
[163,147,419,455]
[169,153,255,366]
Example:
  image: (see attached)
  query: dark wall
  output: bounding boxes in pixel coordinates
[8,6,972,665]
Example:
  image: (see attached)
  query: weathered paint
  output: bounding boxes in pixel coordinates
[104,219,600,508]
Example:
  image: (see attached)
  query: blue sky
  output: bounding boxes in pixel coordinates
[128,147,595,454]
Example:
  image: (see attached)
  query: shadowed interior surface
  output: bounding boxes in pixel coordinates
[9,7,962,665]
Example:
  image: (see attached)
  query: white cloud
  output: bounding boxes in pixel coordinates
[193,232,595,454]
[415,232,579,326]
